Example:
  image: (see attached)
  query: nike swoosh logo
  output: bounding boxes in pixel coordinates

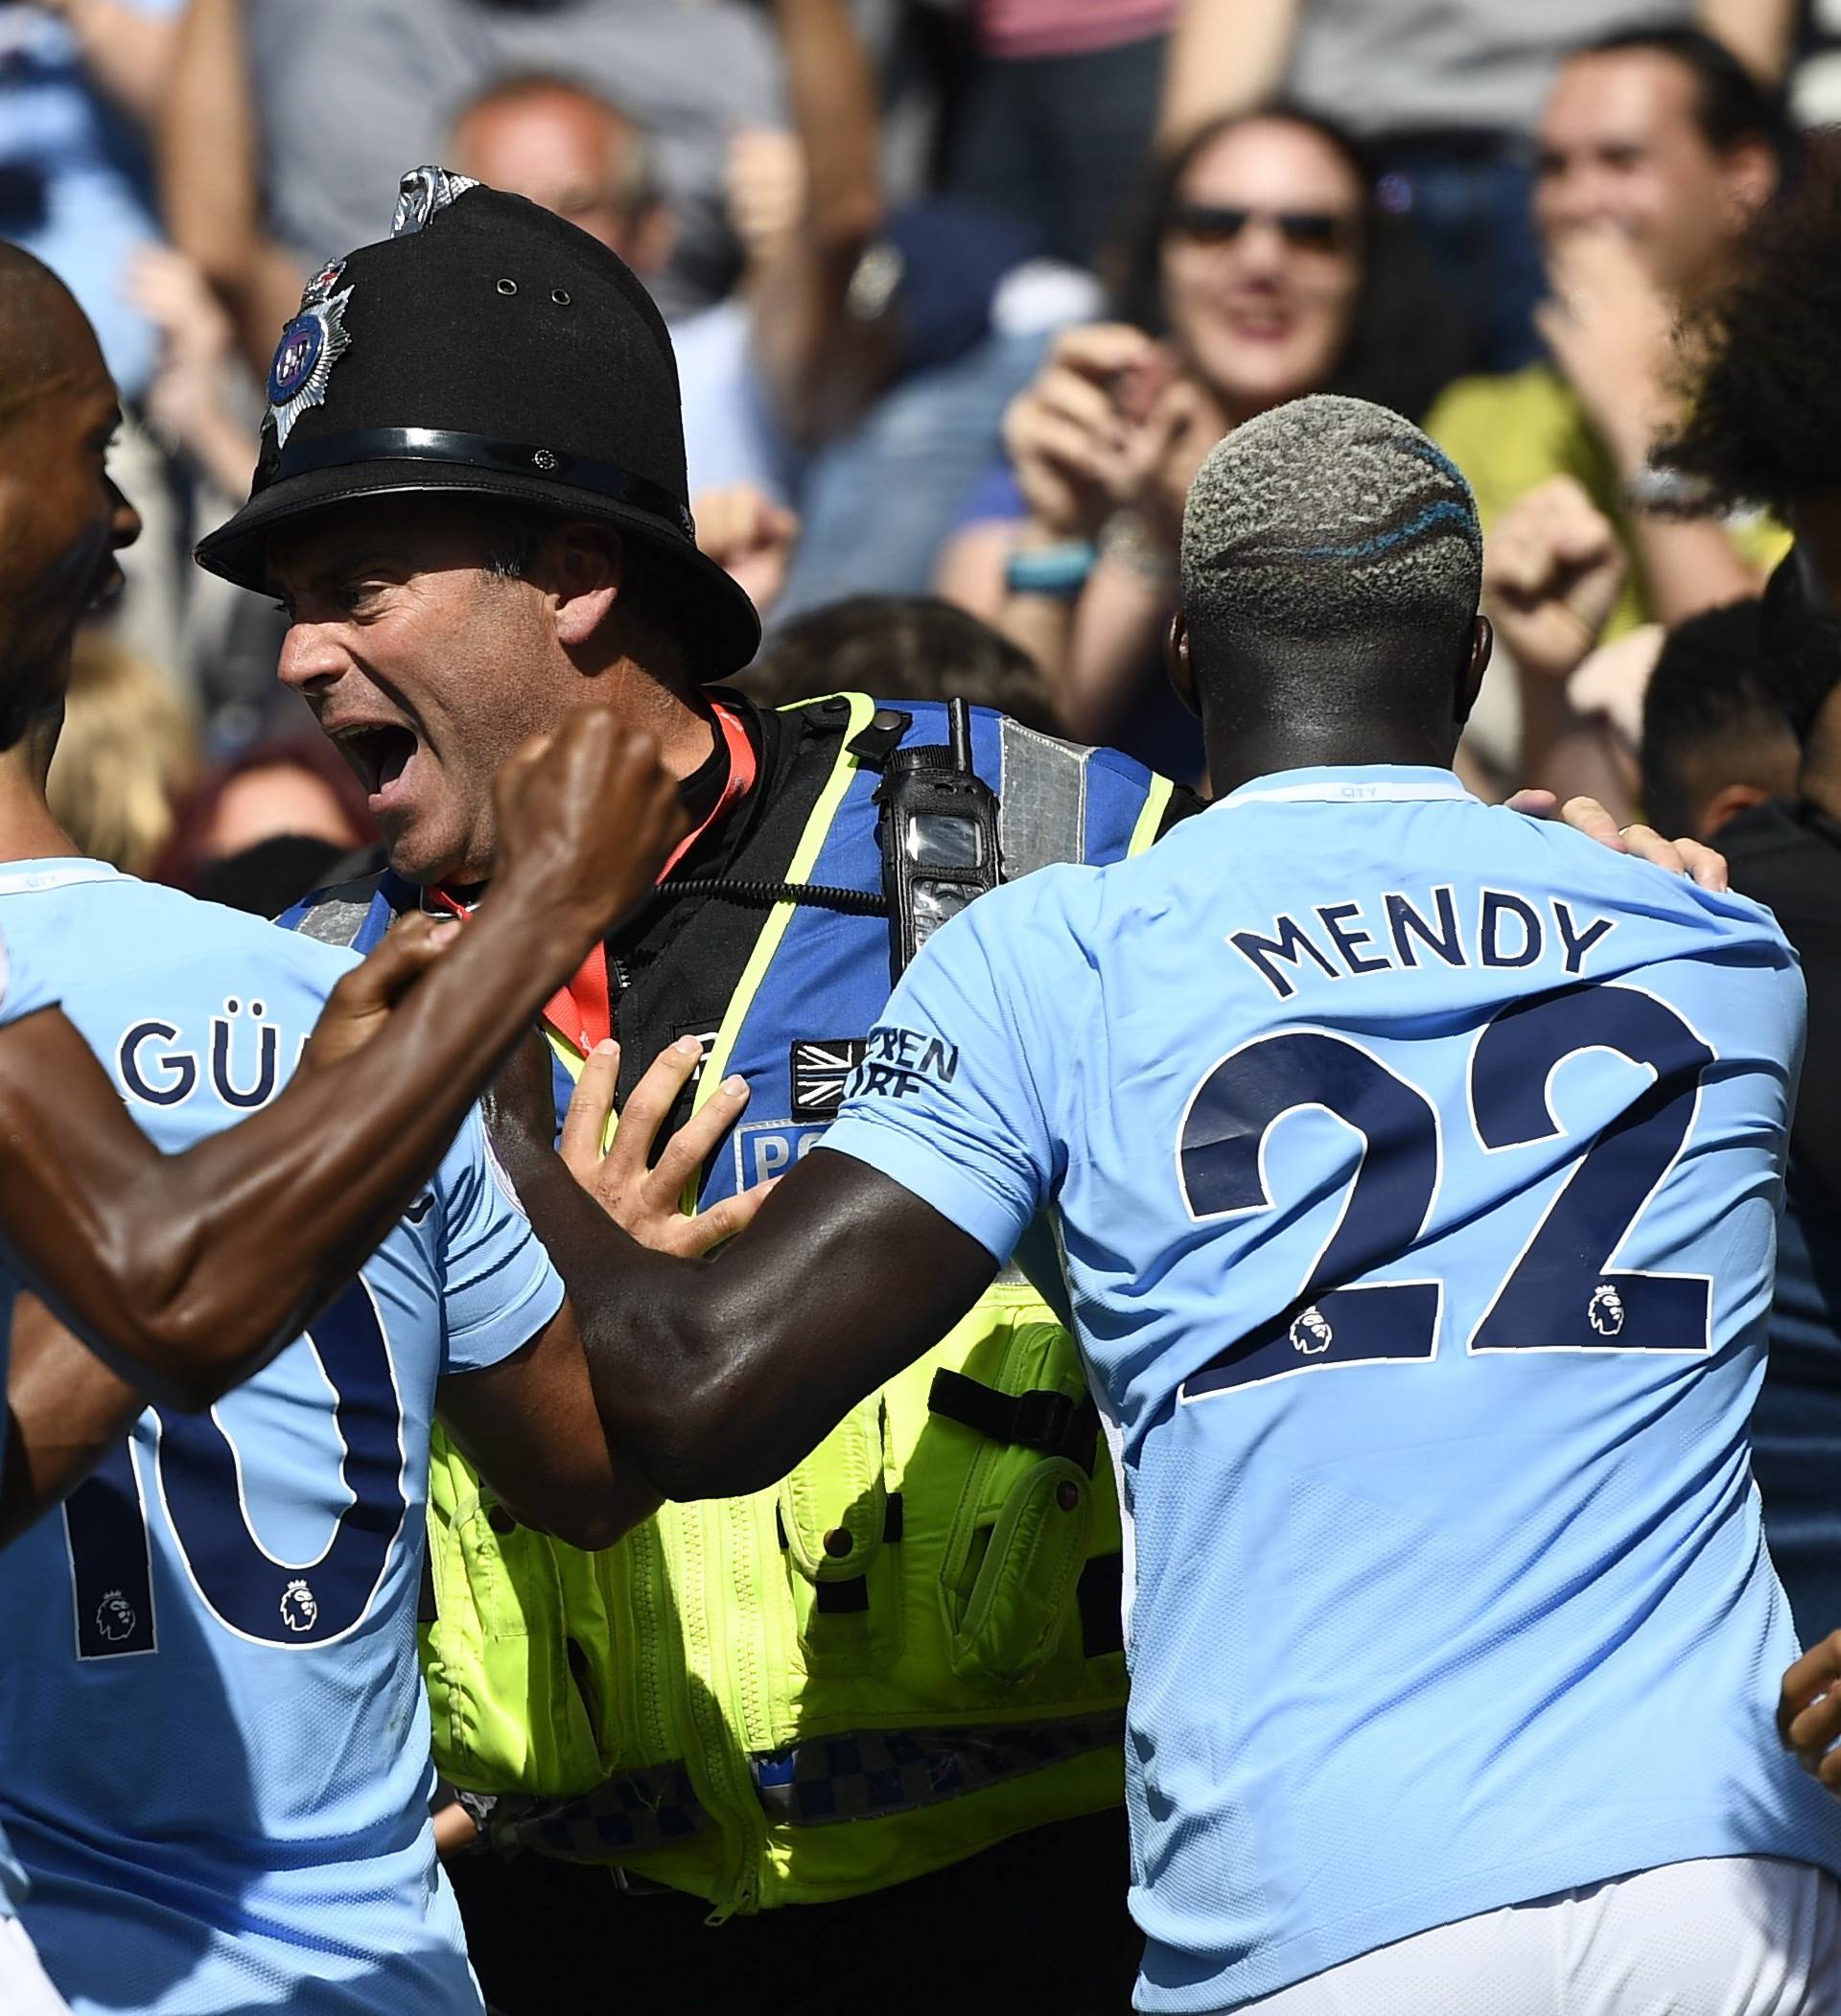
[405,1193,434,1224]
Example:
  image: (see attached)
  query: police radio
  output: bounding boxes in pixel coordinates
[874,698,1001,981]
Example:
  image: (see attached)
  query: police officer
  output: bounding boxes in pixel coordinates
[197,167,1174,2013]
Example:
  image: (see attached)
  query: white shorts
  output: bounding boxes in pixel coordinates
[1230,1856,1841,2016]
[0,1915,71,2015]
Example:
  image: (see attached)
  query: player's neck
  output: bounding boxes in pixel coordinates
[1204,721,1456,799]
[0,733,80,867]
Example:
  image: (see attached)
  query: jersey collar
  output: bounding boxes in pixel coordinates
[0,858,123,896]
[1216,764,1473,810]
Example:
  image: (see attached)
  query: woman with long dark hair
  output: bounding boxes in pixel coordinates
[942,107,1462,778]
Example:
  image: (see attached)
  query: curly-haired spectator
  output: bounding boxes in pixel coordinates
[1660,159,1841,542]
[1655,165,1841,1655]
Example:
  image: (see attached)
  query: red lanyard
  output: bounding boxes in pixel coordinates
[429,705,758,1055]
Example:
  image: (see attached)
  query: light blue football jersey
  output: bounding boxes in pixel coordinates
[0,870,78,1924]
[822,766,1841,2013]
[0,860,564,2015]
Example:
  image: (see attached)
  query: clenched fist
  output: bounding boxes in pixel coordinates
[1484,475,1627,685]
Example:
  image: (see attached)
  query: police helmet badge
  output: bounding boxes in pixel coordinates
[391,164,480,239]
[266,265,353,450]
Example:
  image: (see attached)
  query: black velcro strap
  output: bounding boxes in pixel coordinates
[928,1370,1100,1470]
[1077,1553,1124,1657]
[815,1576,870,1614]
[846,708,913,770]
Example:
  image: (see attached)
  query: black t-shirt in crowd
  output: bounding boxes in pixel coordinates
[1722,797,1841,1211]
[1719,797,1841,1644]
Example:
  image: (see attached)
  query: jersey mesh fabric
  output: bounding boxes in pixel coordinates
[822,766,1841,2009]
[0,863,561,2014]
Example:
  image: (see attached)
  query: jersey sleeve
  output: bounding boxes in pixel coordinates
[819,879,1070,1264]
[436,1104,567,1378]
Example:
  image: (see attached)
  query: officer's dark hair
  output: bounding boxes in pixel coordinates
[1108,107,1468,424]
[738,597,1055,732]
[478,505,549,583]
[1573,26,1785,155]
[1658,157,1841,516]
[1639,599,1798,836]
[1180,394,1481,730]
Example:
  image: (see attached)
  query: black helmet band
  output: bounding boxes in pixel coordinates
[275,427,696,542]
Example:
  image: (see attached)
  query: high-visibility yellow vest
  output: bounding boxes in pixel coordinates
[403,696,1175,1914]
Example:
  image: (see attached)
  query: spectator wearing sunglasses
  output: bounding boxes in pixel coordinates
[939,108,1459,781]
[1429,29,1787,791]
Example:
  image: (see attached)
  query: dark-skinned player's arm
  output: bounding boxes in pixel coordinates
[0,1033,764,1548]
[497,795,1735,1504]
[0,709,687,1413]
[432,1032,771,1552]
[0,1291,141,1546]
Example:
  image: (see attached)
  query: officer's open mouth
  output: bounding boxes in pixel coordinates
[331,723,420,799]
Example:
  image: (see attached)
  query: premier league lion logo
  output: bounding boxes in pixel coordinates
[279,1579,319,1634]
[95,1589,137,1643]
[1289,1306,1334,1356]
[1588,1283,1626,1338]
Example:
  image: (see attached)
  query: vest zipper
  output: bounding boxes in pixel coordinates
[677,1496,765,1916]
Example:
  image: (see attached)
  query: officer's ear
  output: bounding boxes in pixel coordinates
[548,522,626,652]
[1168,610,1200,720]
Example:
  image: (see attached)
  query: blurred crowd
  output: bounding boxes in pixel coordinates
[5,0,1837,887]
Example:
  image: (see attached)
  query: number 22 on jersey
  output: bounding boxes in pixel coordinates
[1177,980,1716,1402]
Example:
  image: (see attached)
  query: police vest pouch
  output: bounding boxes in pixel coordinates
[778,1397,904,1675]
[778,1398,889,1583]
[423,1449,610,1796]
[368,698,1168,1912]
[949,1456,1094,1689]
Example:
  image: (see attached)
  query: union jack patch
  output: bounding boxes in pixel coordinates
[789,1039,868,1121]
